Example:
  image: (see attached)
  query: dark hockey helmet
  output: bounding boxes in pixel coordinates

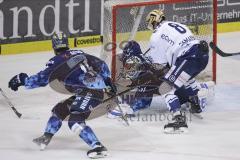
[120,41,145,79]
[52,32,69,55]
[121,41,144,65]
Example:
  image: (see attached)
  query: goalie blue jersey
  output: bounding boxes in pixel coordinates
[24,50,111,90]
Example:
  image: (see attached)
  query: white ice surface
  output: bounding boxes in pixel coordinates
[0,32,240,160]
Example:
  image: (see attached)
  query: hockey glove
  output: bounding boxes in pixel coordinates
[8,73,28,91]
[199,40,209,53]
[138,63,169,81]
[151,63,170,80]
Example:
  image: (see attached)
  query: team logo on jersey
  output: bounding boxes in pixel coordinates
[168,75,176,82]
[139,87,146,92]
[161,34,175,46]
[46,60,54,67]
[89,105,93,111]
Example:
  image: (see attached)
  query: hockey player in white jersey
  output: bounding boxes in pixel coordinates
[146,9,209,133]
[113,10,209,133]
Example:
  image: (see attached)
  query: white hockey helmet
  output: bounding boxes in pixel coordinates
[146,9,165,30]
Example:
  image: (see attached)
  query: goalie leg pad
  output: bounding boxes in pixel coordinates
[131,85,156,111]
[198,81,215,110]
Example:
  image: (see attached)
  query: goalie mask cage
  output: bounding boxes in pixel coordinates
[102,0,217,82]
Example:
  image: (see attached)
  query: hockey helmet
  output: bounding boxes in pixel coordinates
[146,9,165,30]
[121,41,144,65]
[52,32,69,54]
[120,41,145,79]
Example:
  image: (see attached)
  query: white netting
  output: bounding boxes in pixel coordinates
[102,0,216,82]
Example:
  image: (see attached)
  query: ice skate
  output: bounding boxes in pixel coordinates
[87,142,108,159]
[33,133,53,151]
[189,96,203,119]
[164,111,188,134]
[190,104,203,119]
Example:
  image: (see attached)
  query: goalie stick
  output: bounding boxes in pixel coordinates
[209,42,240,57]
[0,88,22,118]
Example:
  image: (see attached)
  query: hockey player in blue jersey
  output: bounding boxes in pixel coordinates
[8,33,116,158]
[113,10,209,134]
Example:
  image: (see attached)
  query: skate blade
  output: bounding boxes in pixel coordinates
[88,151,108,159]
[40,144,47,151]
[32,140,47,151]
[118,116,130,126]
[164,127,188,134]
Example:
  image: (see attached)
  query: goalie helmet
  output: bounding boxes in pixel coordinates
[52,32,69,55]
[120,41,145,79]
[121,41,144,64]
[146,9,165,30]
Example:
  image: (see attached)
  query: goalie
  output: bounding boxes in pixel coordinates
[112,9,210,134]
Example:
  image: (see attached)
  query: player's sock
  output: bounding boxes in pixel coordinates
[87,142,108,159]
[164,111,188,134]
[44,115,63,134]
[32,132,53,151]
[33,115,62,150]
[68,122,108,158]
[78,126,100,147]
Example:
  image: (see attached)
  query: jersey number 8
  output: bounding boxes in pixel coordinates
[168,23,186,34]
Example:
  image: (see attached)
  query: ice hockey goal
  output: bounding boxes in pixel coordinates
[101,0,217,82]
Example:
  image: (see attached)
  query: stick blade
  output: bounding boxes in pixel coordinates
[210,42,240,57]
[209,42,228,57]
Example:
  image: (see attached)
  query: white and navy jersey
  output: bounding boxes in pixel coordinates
[148,21,199,66]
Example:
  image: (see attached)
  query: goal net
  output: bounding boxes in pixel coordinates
[101,0,217,83]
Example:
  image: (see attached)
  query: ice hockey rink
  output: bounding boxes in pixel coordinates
[0,32,240,160]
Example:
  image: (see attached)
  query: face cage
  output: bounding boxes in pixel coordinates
[123,60,142,80]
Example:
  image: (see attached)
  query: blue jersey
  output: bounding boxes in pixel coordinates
[24,50,111,90]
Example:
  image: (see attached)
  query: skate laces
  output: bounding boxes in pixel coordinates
[93,142,102,149]
[172,112,186,122]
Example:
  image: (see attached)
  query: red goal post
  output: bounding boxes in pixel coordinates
[102,0,218,82]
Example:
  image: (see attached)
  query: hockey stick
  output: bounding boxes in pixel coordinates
[102,89,130,126]
[143,48,150,55]
[0,88,40,119]
[209,42,240,57]
[0,88,22,118]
